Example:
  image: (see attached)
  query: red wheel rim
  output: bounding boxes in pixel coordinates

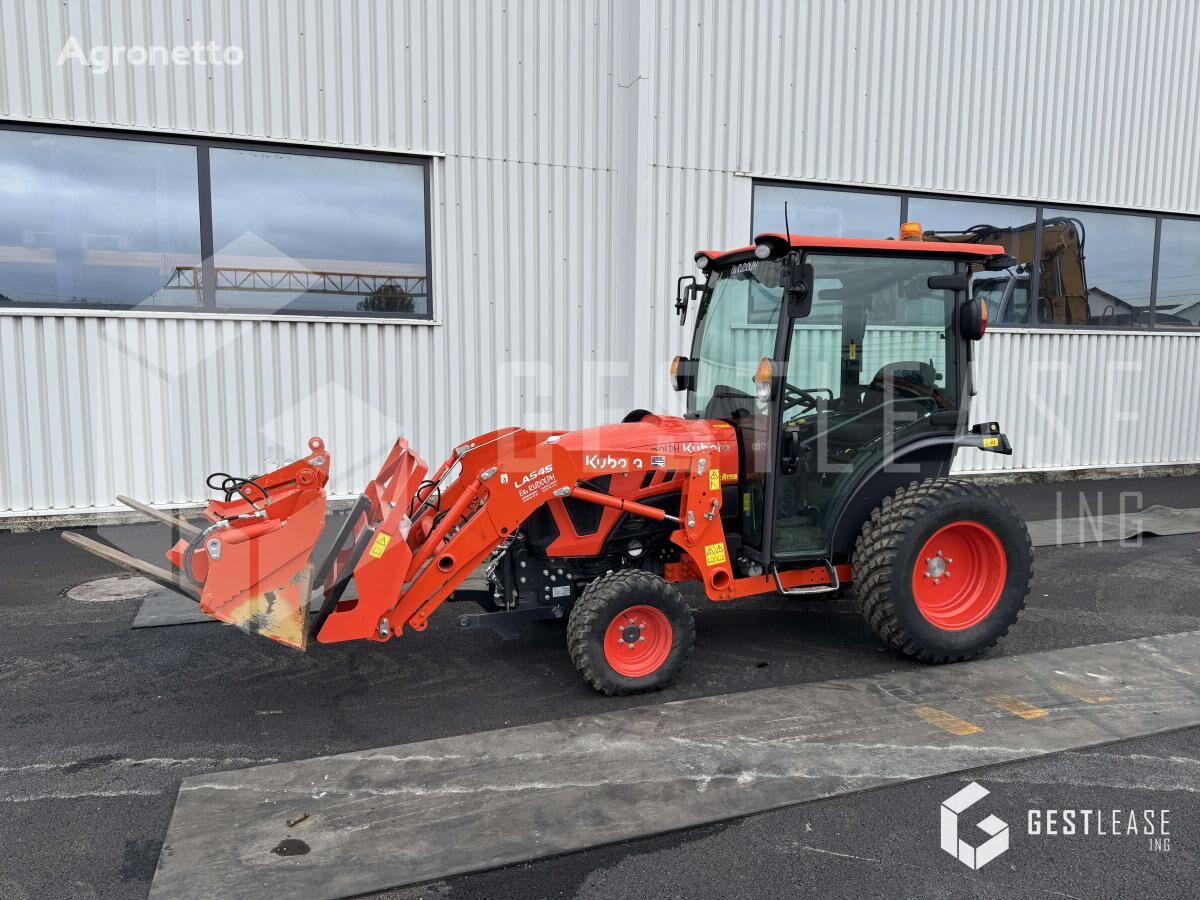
[911,520,1007,631]
[603,605,673,678]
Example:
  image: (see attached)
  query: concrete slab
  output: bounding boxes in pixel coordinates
[131,587,212,627]
[1026,505,1200,546]
[150,630,1200,900]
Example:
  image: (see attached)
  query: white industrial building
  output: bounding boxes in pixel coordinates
[1,0,1198,520]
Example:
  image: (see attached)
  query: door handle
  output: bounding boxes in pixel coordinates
[780,428,800,476]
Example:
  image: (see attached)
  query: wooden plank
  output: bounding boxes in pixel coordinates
[116,495,203,537]
[62,532,199,600]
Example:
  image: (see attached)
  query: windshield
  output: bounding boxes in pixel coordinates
[689,260,784,415]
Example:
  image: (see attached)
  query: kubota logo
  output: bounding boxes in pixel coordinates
[941,782,1009,870]
[584,454,629,470]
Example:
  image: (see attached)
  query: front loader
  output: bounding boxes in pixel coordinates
[66,226,1033,695]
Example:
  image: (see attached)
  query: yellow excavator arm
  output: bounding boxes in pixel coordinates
[924,218,1089,325]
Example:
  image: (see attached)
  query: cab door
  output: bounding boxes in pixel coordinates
[770,253,961,559]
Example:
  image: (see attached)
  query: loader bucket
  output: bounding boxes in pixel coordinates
[173,437,330,648]
[64,437,332,650]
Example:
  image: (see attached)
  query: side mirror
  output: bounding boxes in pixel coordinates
[959,298,988,340]
[928,272,971,292]
[783,258,815,318]
[675,275,696,325]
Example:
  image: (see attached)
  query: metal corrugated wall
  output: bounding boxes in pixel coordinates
[629,0,1200,474]
[1,1,1198,515]
[970,328,1200,473]
[0,0,637,514]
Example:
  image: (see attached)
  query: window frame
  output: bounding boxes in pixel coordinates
[751,178,1200,332]
[0,121,435,322]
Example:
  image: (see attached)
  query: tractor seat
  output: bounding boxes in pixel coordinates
[817,362,939,448]
[862,361,938,409]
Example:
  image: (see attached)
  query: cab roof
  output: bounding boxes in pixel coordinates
[697,232,1006,267]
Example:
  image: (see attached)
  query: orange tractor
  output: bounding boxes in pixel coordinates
[67,230,1033,695]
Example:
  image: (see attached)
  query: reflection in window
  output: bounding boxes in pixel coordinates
[0,130,202,308]
[210,148,428,315]
[1155,219,1200,327]
[910,197,1039,325]
[791,255,956,405]
[1044,208,1155,328]
[752,185,900,238]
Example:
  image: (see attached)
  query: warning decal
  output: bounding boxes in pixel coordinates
[369,533,391,558]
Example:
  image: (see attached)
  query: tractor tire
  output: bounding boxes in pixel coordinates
[851,478,1032,663]
[567,569,695,696]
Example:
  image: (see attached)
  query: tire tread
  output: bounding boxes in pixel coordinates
[851,478,1032,663]
[566,569,695,696]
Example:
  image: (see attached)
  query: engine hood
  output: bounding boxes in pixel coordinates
[552,414,740,477]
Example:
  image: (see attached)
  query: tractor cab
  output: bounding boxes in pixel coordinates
[673,229,1012,569]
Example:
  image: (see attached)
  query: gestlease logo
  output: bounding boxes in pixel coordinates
[941,782,1010,870]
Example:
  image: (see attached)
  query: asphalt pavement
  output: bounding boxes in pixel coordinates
[1,475,1198,899]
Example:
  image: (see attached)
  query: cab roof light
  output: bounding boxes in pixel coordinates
[899,221,923,241]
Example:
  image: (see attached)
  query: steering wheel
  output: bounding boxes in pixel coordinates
[782,382,822,417]
[783,382,821,413]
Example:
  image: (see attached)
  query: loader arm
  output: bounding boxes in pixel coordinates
[313,429,738,644]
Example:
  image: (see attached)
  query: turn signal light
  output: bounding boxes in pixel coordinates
[753,357,775,402]
[670,355,695,392]
[899,221,923,241]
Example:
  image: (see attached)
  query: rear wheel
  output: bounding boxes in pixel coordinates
[852,479,1032,662]
[567,570,695,695]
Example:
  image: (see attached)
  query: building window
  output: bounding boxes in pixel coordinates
[750,180,1200,331]
[908,197,1039,326]
[0,130,202,308]
[752,184,900,238]
[1154,218,1200,327]
[209,148,429,315]
[0,125,432,319]
[1043,208,1155,328]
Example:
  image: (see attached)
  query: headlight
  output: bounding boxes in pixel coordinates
[754,242,772,259]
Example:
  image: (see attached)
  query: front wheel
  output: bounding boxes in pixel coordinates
[852,479,1032,662]
[567,570,695,695]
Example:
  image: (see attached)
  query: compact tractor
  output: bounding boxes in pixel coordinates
[66,228,1033,695]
